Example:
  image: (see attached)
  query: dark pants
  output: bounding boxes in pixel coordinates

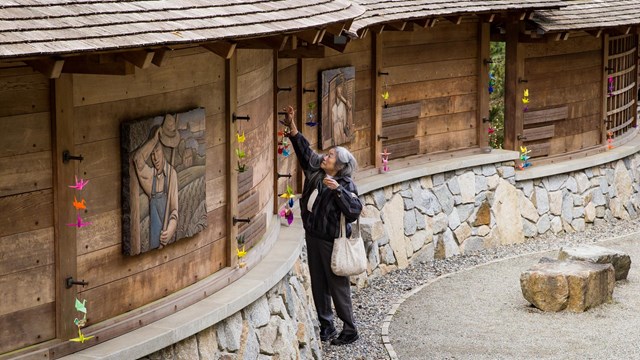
[305,233,357,335]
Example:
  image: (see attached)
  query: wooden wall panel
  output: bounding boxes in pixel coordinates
[0,65,56,354]
[235,49,274,249]
[70,51,229,326]
[382,20,480,154]
[522,34,603,157]
[303,37,373,168]
[276,58,299,208]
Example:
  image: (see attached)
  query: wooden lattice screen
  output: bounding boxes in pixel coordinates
[605,34,638,136]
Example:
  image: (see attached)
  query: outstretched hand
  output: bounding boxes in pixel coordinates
[282,105,294,127]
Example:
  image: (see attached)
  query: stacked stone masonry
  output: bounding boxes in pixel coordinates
[355,157,640,287]
[140,259,322,360]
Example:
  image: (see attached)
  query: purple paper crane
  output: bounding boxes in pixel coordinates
[67,215,91,228]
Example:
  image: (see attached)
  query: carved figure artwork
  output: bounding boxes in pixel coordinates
[121,108,207,255]
[319,66,355,150]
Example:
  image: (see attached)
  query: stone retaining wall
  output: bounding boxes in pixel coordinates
[140,259,321,360]
[355,156,640,286]
[139,153,640,358]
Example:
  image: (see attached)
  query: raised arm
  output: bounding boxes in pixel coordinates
[282,106,323,172]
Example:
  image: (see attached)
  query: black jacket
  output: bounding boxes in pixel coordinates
[289,132,362,241]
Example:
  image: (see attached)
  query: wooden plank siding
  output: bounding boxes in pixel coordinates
[382,20,480,154]
[70,50,228,326]
[275,57,300,212]
[521,33,603,157]
[235,49,274,251]
[0,66,56,354]
[302,37,374,169]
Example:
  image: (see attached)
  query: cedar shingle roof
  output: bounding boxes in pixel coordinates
[348,0,566,34]
[0,0,364,59]
[533,0,640,32]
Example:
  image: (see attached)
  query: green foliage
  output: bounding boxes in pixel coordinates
[489,42,505,149]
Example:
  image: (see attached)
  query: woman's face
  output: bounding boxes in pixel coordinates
[321,148,338,173]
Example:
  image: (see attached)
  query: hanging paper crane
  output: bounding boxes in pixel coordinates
[72,196,87,211]
[522,89,530,112]
[69,175,89,190]
[306,102,318,127]
[380,148,391,173]
[607,131,614,150]
[517,146,532,170]
[608,76,615,97]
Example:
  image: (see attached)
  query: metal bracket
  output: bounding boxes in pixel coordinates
[232,113,250,122]
[483,58,493,65]
[377,71,389,76]
[277,86,292,92]
[62,150,83,163]
[302,88,315,93]
[277,173,292,179]
[482,117,492,123]
[377,135,389,141]
[518,78,528,84]
[66,277,88,289]
[233,217,251,225]
[517,134,527,140]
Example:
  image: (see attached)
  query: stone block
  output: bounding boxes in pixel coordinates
[520,259,615,312]
[360,217,385,243]
[558,245,631,280]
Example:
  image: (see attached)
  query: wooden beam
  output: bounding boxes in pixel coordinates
[278,44,325,59]
[296,29,323,44]
[384,21,407,31]
[202,41,237,59]
[25,58,65,79]
[504,16,523,151]
[519,12,528,21]
[444,16,463,25]
[478,13,496,23]
[62,55,135,75]
[411,18,430,28]
[477,22,490,149]
[52,74,77,340]
[369,24,385,34]
[601,34,610,144]
[372,33,383,171]
[118,50,155,69]
[295,58,304,192]
[236,36,289,51]
[320,34,349,53]
[554,32,570,41]
[151,48,168,66]
[225,54,238,268]
[325,22,346,36]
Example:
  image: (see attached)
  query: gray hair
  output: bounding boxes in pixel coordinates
[332,146,357,178]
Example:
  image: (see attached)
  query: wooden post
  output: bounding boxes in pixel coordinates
[477,22,491,148]
[296,58,304,191]
[504,17,523,151]
[273,50,279,214]
[372,33,383,170]
[601,34,610,144]
[225,55,238,268]
[52,74,77,339]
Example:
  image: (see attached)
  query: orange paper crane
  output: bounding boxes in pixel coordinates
[73,196,86,210]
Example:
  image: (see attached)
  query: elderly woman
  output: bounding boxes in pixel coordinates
[282,105,362,346]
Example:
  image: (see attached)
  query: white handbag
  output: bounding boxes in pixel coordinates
[330,214,367,276]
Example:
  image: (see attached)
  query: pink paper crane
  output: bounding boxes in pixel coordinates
[69,176,89,190]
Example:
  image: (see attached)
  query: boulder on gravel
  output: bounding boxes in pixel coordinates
[558,245,631,281]
[520,259,615,312]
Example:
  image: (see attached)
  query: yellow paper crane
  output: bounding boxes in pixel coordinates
[237,246,247,258]
[69,328,94,343]
[381,91,389,100]
[236,131,246,143]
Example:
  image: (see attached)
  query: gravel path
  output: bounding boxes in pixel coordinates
[321,218,640,360]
